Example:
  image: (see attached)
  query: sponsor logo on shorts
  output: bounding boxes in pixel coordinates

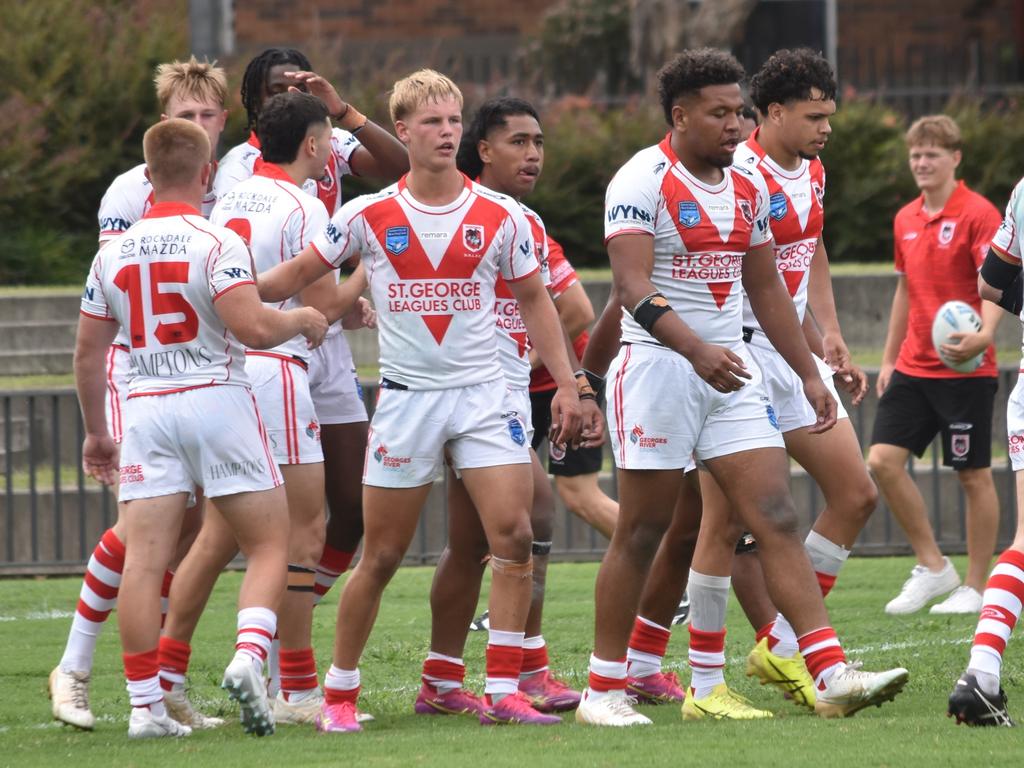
[949,422,973,431]
[373,443,411,470]
[549,442,566,461]
[629,424,667,450]
[306,420,321,442]
[951,433,970,458]
[207,458,267,481]
[503,411,526,447]
[766,404,779,430]
[120,464,144,483]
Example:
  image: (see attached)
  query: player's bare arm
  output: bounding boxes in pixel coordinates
[299,263,369,325]
[257,242,335,303]
[74,314,121,485]
[216,282,327,350]
[743,241,837,433]
[877,274,910,396]
[508,270,582,446]
[341,296,377,330]
[580,295,624,378]
[608,232,750,392]
[285,70,410,181]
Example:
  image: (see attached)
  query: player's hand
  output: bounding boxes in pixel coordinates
[82,434,119,486]
[285,71,345,120]
[689,343,751,392]
[298,307,329,349]
[822,331,851,372]
[549,383,582,449]
[341,297,376,330]
[833,361,868,406]
[802,377,837,434]
[876,362,895,398]
[579,397,606,448]
[940,330,990,364]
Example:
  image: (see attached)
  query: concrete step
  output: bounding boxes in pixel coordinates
[0,321,77,354]
[0,294,81,323]
[0,349,75,376]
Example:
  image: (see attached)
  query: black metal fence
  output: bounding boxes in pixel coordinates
[2,369,1020,575]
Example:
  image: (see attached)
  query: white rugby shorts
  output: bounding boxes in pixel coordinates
[307,330,368,425]
[118,385,281,502]
[364,378,531,488]
[745,334,848,434]
[105,344,130,444]
[246,353,324,465]
[607,342,784,470]
[1007,375,1024,471]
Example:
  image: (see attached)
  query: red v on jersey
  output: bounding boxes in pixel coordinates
[371,196,497,345]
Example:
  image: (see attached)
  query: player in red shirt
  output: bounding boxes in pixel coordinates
[868,115,1003,616]
[74,119,327,738]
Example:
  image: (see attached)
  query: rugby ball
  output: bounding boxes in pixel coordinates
[931,300,984,373]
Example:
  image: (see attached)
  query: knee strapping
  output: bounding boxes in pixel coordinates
[490,554,533,581]
[286,564,316,592]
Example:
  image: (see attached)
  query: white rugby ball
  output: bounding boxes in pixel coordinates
[931,300,984,373]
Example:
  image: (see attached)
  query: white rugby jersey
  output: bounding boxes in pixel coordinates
[209,163,330,361]
[214,129,360,214]
[992,176,1024,265]
[81,202,256,396]
[734,127,826,330]
[311,174,539,389]
[494,203,552,390]
[604,134,773,347]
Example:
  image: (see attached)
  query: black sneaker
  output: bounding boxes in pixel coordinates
[948,672,1015,727]
[469,610,490,632]
[671,591,690,626]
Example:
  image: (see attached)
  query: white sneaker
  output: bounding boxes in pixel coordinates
[884,558,960,614]
[574,689,652,726]
[272,690,323,725]
[127,707,192,739]
[221,653,274,736]
[164,686,226,729]
[929,585,983,614]
[814,662,909,718]
[49,666,95,730]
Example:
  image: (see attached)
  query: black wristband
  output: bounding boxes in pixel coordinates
[582,369,605,398]
[997,271,1024,315]
[579,392,597,402]
[631,291,672,334]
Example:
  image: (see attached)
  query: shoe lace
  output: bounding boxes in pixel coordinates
[544,672,574,694]
[69,672,91,710]
[604,694,641,718]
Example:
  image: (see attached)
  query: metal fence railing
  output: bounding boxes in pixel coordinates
[2,368,1020,575]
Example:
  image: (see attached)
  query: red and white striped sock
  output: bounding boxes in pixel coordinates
[521,636,549,678]
[160,570,174,629]
[587,654,627,700]
[688,627,726,698]
[627,616,671,679]
[485,629,524,702]
[323,664,360,705]
[157,635,191,692]
[60,528,125,672]
[968,549,1024,680]
[798,626,846,689]
[313,546,355,606]
[422,652,465,694]
[124,647,165,716]
[280,647,320,702]
[235,607,276,669]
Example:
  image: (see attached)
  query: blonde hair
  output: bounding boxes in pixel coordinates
[154,56,228,112]
[143,119,210,190]
[388,69,463,123]
[906,114,962,151]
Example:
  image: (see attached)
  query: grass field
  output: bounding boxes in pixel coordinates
[1,556,1019,767]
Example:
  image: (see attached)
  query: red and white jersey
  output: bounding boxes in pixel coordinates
[530,235,590,393]
[605,134,773,347]
[214,129,360,214]
[311,174,538,389]
[97,163,218,349]
[209,163,330,361]
[80,202,256,397]
[494,203,551,390]
[734,127,825,329]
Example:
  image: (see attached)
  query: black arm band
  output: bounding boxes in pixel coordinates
[997,271,1024,315]
[631,291,672,334]
[980,248,1022,291]
[582,369,606,399]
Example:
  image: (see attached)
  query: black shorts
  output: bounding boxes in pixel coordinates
[529,388,604,477]
[870,370,997,469]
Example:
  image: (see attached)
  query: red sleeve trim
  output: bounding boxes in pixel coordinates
[312,242,337,269]
[991,242,1021,262]
[212,279,257,302]
[604,229,654,245]
[505,265,540,284]
[79,309,117,322]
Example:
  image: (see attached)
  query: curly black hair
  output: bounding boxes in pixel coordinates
[456,97,540,180]
[749,48,836,115]
[656,48,746,125]
[240,47,313,132]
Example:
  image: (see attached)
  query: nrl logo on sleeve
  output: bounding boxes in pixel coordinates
[385,226,409,255]
[738,199,754,226]
[463,224,484,252]
[939,220,956,246]
[677,201,701,228]
[769,192,788,221]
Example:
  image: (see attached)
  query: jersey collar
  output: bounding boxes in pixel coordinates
[247,131,261,149]
[916,180,968,221]
[142,201,201,219]
[746,126,768,159]
[254,161,298,186]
